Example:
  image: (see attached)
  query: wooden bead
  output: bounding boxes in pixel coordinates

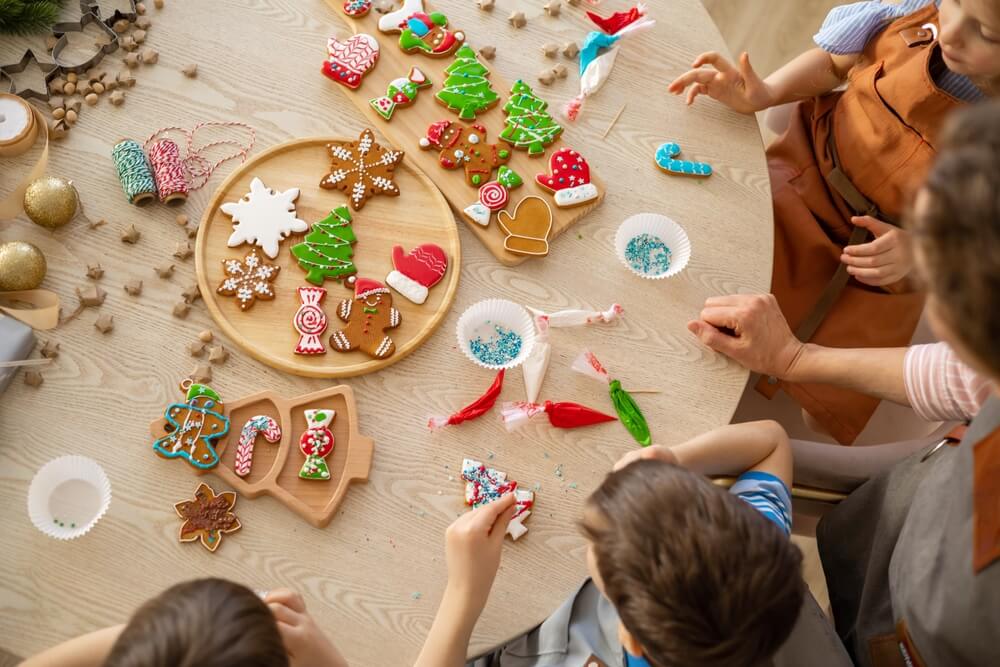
[113,19,130,33]
[135,16,152,29]
[133,29,147,43]
[66,72,78,83]
[182,64,198,78]
[52,108,65,120]
[93,82,105,94]
[64,109,78,124]
[140,47,158,65]
[85,93,98,106]
[63,82,76,95]
[136,2,146,14]
[154,0,164,7]
[109,90,125,106]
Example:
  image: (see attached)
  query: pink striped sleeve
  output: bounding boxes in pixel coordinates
[904,343,994,422]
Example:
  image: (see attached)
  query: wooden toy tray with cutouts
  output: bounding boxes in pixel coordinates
[196,137,461,378]
[322,0,605,266]
[149,385,373,528]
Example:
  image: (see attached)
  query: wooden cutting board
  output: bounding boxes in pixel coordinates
[322,0,605,266]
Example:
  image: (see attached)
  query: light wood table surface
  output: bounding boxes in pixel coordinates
[0,1,772,664]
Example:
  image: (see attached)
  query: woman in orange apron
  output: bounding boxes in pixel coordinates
[669,0,1000,444]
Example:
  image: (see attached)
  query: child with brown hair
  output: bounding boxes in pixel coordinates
[669,0,1000,445]
[416,421,822,667]
[20,579,347,667]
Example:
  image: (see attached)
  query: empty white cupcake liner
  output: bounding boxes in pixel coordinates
[614,213,691,280]
[456,299,536,370]
[27,455,112,540]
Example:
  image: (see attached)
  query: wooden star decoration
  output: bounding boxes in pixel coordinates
[174,483,241,552]
[320,128,404,211]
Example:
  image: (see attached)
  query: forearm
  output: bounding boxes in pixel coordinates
[21,625,123,667]
[414,586,481,667]
[671,421,787,476]
[785,344,909,405]
[762,48,855,106]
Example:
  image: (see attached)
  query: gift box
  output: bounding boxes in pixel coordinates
[0,314,36,393]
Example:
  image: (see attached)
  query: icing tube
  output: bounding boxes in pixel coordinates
[568,18,655,121]
[527,303,623,327]
[570,350,652,446]
[586,3,647,35]
[501,401,617,432]
[428,370,505,430]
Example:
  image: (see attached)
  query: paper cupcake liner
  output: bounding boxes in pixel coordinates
[456,299,536,370]
[27,455,112,540]
[614,213,691,280]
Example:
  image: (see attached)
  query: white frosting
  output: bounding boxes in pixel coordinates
[377,0,423,32]
[0,97,31,142]
[554,183,598,208]
[386,269,429,304]
[463,202,491,226]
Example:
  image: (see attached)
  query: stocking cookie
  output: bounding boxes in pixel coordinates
[322,34,380,89]
[234,415,282,477]
[153,382,230,470]
[497,196,553,257]
[299,409,335,480]
[419,120,510,187]
[174,483,241,552]
[290,206,357,286]
[654,142,712,177]
[370,67,431,120]
[330,278,401,359]
[217,248,280,312]
[222,177,308,259]
[343,0,371,17]
[436,45,500,120]
[293,286,329,355]
[500,80,563,156]
[535,148,599,207]
[321,129,404,211]
[386,243,448,304]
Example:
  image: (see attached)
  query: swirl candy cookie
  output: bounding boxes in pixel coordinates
[419,120,510,187]
[462,165,523,226]
[534,147,599,208]
[293,286,329,355]
[497,196,553,257]
[654,142,713,177]
[322,34,380,90]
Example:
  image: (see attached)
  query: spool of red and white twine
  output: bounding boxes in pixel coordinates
[147,138,189,206]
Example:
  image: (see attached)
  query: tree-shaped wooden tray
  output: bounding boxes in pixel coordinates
[149,385,374,528]
[322,0,605,266]
[196,137,461,378]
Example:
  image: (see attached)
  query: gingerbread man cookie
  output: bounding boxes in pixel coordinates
[535,148,599,208]
[419,120,511,187]
[497,196,553,257]
[153,382,230,470]
[330,278,402,359]
[321,129,404,211]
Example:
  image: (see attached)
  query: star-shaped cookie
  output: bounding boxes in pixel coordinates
[217,248,280,311]
[174,483,241,552]
[320,129,404,211]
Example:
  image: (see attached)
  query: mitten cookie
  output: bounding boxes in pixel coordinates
[330,278,402,359]
[497,196,553,257]
[535,148,599,207]
[386,243,448,304]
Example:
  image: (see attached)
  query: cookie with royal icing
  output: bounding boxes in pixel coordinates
[222,177,308,259]
[654,142,712,177]
[535,148,599,208]
[497,196,553,257]
[385,243,448,304]
[322,34,380,89]
[321,129,404,211]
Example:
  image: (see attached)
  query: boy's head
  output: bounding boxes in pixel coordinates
[104,578,288,667]
[939,0,1000,85]
[581,460,804,667]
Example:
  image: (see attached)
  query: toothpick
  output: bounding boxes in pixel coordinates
[602,104,626,139]
[626,388,661,394]
[0,358,53,368]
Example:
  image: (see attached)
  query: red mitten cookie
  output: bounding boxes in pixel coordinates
[535,148,599,208]
[386,243,448,304]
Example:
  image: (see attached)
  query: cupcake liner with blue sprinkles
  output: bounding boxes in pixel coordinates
[468,322,523,366]
[625,233,672,276]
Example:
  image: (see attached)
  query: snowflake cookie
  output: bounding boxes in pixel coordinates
[221,177,308,259]
[217,248,281,311]
[320,128,404,211]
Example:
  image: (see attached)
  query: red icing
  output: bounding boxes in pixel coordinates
[354,276,389,298]
[425,120,451,146]
[535,148,592,192]
[586,5,644,35]
[300,427,334,458]
[392,244,448,288]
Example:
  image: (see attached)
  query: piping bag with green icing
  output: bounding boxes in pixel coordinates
[571,350,651,445]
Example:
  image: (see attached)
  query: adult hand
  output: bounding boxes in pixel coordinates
[667,52,774,113]
[265,589,349,667]
[841,216,914,287]
[613,445,677,472]
[687,294,805,379]
[444,492,517,615]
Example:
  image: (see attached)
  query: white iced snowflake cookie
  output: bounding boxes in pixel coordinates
[221,177,308,259]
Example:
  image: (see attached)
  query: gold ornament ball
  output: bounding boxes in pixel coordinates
[0,241,47,291]
[23,176,78,229]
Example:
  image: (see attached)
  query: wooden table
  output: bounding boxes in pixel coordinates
[0,1,772,663]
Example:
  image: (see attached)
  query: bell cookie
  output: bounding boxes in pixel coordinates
[534,148,599,208]
[320,129,404,211]
[496,196,553,257]
[330,278,401,359]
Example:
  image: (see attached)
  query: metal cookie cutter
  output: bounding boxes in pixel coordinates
[85,0,138,27]
[0,50,59,101]
[52,10,120,75]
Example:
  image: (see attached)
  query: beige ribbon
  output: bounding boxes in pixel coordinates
[0,289,60,330]
[0,100,49,220]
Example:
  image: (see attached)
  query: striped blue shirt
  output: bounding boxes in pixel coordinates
[730,471,793,536]
[814,0,984,101]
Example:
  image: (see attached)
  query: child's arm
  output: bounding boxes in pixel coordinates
[667,48,858,113]
[615,421,792,489]
[20,625,124,667]
[415,493,517,667]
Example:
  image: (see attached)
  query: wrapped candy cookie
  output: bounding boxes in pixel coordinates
[370,67,431,120]
[522,304,623,402]
[571,350,651,445]
[427,370,504,430]
[500,401,616,432]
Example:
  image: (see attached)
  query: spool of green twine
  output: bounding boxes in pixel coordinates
[111,138,157,206]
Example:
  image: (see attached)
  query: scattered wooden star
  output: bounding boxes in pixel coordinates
[198,329,214,343]
[207,345,229,364]
[188,340,206,357]
[189,362,212,384]
[40,340,60,359]
[155,263,175,279]
[86,263,104,280]
[120,224,140,243]
[123,278,143,296]
[544,0,561,16]
[23,370,43,387]
[76,285,107,307]
[173,241,192,260]
[508,11,526,27]
[477,0,494,9]
[478,45,496,60]
[94,313,114,333]
[181,283,201,304]
[562,42,579,59]
[172,301,190,318]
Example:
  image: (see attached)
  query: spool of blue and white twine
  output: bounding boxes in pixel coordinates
[111,138,157,206]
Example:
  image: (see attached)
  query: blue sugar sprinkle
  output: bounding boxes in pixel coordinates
[468,323,523,366]
[624,233,672,276]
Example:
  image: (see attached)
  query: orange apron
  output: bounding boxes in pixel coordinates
[761,3,964,444]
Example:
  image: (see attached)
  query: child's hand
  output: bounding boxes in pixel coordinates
[265,589,349,667]
[841,216,914,287]
[667,52,773,113]
[444,492,517,615]
[614,445,678,472]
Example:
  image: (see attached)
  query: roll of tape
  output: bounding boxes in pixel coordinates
[0,93,38,158]
[0,101,48,221]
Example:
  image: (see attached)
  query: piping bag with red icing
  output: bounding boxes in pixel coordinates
[501,401,616,432]
[571,350,651,445]
[428,370,505,430]
[522,304,623,403]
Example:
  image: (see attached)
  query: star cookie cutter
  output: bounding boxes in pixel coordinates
[0,49,59,101]
[51,9,120,75]
[84,0,138,26]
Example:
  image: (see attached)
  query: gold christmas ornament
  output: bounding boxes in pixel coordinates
[0,241,47,291]
[23,176,78,229]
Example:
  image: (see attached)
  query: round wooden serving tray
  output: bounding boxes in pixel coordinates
[197,137,461,377]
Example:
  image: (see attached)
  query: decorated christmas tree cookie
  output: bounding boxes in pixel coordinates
[500,80,563,156]
[299,409,336,480]
[290,207,358,286]
[435,45,500,120]
[222,177,308,259]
